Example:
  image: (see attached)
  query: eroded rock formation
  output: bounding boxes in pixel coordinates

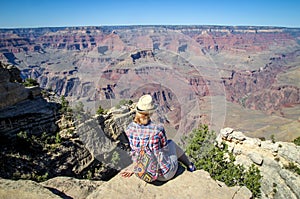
[0,61,60,136]
[217,128,300,199]
[0,62,116,181]
[223,52,300,114]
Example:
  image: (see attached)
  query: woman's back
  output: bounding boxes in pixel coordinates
[126,121,167,152]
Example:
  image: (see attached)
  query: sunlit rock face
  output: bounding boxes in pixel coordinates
[218,128,300,199]
[0,170,253,199]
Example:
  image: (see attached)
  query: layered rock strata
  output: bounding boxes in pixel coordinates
[0,62,61,137]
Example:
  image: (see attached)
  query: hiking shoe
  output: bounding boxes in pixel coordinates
[187,163,196,172]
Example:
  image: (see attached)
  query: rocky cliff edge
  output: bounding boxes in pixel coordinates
[0,169,252,199]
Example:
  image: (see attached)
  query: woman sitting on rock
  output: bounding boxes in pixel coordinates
[120,94,196,182]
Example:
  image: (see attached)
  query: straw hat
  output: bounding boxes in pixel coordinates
[136,94,157,113]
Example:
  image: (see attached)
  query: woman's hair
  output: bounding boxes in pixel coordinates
[134,112,151,125]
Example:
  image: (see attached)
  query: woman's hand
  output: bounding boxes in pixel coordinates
[120,170,134,178]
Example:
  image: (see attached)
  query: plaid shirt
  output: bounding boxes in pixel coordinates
[125,121,171,175]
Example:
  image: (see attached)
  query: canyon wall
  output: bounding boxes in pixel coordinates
[1,25,300,139]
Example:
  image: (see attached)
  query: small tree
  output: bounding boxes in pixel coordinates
[184,124,262,198]
[96,105,105,115]
[60,96,72,115]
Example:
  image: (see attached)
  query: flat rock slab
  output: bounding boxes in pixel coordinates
[87,170,252,199]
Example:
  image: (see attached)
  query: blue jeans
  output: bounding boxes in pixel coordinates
[156,140,183,181]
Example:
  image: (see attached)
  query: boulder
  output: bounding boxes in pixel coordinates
[248,152,264,165]
[0,62,30,109]
[219,127,234,138]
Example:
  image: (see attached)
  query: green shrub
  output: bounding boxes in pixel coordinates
[60,96,72,113]
[270,134,276,143]
[284,162,300,175]
[23,78,39,87]
[119,99,133,106]
[243,164,262,197]
[86,170,93,180]
[293,137,300,146]
[59,96,74,124]
[55,132,61,144]
[184,124,262,198]
[17,131,28,140]
[35,172,49,182]
[115,99,133,109]
[18,172,49,182]
[96,105,105,115]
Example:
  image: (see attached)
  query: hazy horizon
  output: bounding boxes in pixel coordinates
[1,24,299,30]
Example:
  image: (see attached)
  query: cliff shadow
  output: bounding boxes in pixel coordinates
[44,187,73,199]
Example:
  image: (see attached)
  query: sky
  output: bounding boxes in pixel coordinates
[0,0,299,28]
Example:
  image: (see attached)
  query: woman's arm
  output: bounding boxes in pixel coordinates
[120,163,135,178]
